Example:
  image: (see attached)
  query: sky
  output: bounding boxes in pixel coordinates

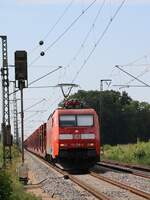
[1,0,150,138]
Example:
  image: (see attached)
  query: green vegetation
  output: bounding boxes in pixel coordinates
[0,145,41,200]
[0,144,2,168]
[69,90,150,145]
[102,141,150,165]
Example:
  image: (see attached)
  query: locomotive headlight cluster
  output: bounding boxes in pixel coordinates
[59,134,73,140]
[59,133,95,140]
[60,143,68,147]
[87,143,95,147]
[81,133,95,139]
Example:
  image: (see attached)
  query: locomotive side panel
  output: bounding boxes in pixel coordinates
[46,111,59,160]
[24,123,46,158]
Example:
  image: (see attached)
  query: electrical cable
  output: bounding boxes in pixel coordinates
[9,66,62,96]
[114,54,150,88]
[43,0,75,42]
[115,65,150,88]
[28,66,62,86]
[29,65,58,68]
[29,0,98,66]
[24,110,47,113]
[62,0,106,82]
[29,0,75,55]
[44,0,97,53]
[24,98,46,112]
[124,53,150,66]
[28,86,54,89]
[113,84,150,88]
[121,66,150,87]
[71,0,127,85]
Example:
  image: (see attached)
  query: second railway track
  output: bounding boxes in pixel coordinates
[96,161,150,179]
[90,171,150,200]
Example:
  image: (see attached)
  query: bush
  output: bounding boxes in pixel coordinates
[0,145,40,200]
[102,141,150,165]
[0,170,13,200]
[134,145,146,159]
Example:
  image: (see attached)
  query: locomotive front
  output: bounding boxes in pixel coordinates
[57,100,100,166]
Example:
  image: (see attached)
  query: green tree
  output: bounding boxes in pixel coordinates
[67,90,150,145]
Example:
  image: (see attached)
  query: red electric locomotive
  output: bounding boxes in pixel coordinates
[24,100,100,168]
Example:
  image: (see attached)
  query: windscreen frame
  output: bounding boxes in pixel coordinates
[59,114,94,127]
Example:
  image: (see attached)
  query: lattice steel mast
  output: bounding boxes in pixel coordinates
[0,35,12,166]
[13,82,19,146]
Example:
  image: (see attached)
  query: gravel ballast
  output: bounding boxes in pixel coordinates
[93,165,150,194]
[25,152,97,200]
[25,152,149,200]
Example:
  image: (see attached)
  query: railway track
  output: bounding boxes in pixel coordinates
[26,151,150,200]
[90,171,150,200]
[96,161,150,179]
[27,151,109,200]
[102,160,150,172]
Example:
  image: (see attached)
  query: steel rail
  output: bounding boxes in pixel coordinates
[67,175,110,200]
[27,151,110,200]
[102,160,150,172]
[96,162,150,179]
[90,171,150,200]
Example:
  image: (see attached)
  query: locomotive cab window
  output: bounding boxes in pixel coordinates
[59,114,94,127]
[77,115,93,126]
[60,115,76,127]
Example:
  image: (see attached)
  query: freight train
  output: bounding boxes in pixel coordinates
[24,100,100,168]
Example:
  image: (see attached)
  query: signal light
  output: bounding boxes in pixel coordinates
[15,51,28,81]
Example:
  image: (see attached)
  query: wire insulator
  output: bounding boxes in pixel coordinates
[40,51,45,56]
[39,40,44,46]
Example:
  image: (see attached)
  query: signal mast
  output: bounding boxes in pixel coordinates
[0,35,12,167]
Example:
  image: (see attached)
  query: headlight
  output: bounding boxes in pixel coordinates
[59,134,73,140]
[81,133,95,139]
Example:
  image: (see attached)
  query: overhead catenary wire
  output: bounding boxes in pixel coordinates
[9,66,62,96]
[114,56,150,87]
[29,65,59,68]
[62,0,106,82]
[23,110,47,113]
[112,53,150,88]
[115,65,150,88]
[43,0,75,42]
[29,0,98,66]
[29,0,75,55]
[28,66,62,86]
[120,66,150,87]
[113,84,150,88]
[28,86,55,89]
[24,98,46,112]
[18,112,44,124]
[71,0,127,85]
[123,52,150,67]
[44,0,97,53]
